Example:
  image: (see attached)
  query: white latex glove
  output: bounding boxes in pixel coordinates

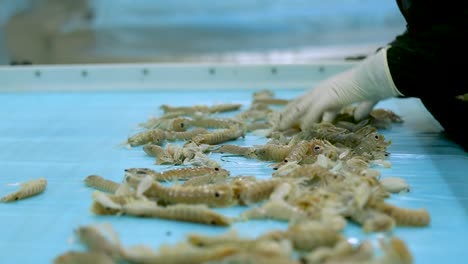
[277,47,403,131]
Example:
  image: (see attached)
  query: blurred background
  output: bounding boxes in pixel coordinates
[0,0,406,65]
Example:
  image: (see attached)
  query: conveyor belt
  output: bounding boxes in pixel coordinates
[0,88,466,264]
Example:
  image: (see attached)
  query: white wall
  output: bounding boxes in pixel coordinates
[0,0,406,64]
[0,0,33,63]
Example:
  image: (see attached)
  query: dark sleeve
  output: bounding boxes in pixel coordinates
[385,0,468,151]
[387,0,467,98]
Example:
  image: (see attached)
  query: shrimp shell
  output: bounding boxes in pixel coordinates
[287,222,341,251]
[353,133,391,157]
[161,104,210,114]
[74,225,124,260]
[253,89,275,99]
[253,144,293,162]
[187,230,245,247]
[90,191,139,215]
[126,129,166,147]
[211,144,255,156]
[192,126,245,145]
[125,167,229,182]
[142,144,185,165]
[0,177,47,202]
[371,202,431,227]
[170,118,191,131]
[134,181,235,207]
[233,178,281,205]
[161,104,241,114]
[378,237,413,264]
[253,98,290,105]
[274,141,310,168]
[348,208,396,233]
[240,200,308,222]
[140,117,191,132]
[283,141,310,163]
[181,173,229,187]
[142,144,167,157]
[246,122,272,132]
[370,108,404,123]
[187,230,294,259]
[164,128,209,142]
[209,253,301,264]
[207,104,243,113]
[125,244,238,264]
[191,118,241,129]
[84,175,120,194]
[274,164,339,183]
[122,201,231,226]
[380,177,410,193]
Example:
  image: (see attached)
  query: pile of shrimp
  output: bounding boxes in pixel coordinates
[54,222,413,264]
[57,89,427,263]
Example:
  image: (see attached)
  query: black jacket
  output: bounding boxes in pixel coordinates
[386,0,467,150]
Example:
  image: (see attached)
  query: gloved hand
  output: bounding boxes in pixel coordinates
[277,47,403,131]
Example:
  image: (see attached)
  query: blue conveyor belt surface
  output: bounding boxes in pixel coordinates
[0,89,466,264]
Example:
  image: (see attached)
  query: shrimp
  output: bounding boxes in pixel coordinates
[125,167,229,182]
[53,251,116,264]
[369,108,404,129]
[126,129,166,147]
[284,141,311,163]
[232,178,281,205]
[353,132,391,157]
[274,140,311,168]
[0,177,47,202]
[126,179,235,207]
[253,144,293,162]
[161,104,242,114]
[378,237,413,264]
[163,128,209,142]
[142,144,182,165]
[287,221,341,251]
[348,207,396,233]
[208,253,300,264]
[74,224,124,260]
[192,126,245,145]
[370,202,430,227]
[274,164,340,184]
[189,230,295,258]
[252,89,275,100]
[125,244,238,264]
[90,191,139,215]
[379,177,410,193]
[122,201,232,226]
[142,144,167,157]
[253,98,290,105]
[84,175,120,194]
[240,200,308,222]
[181,173,229,187]
[140,117,192,132]
[191,118,242,129]
[211,144,255,156]
[187,230,246,247]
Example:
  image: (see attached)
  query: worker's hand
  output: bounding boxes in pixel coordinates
[277,47,403,131]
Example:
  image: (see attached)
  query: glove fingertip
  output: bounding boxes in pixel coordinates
[276,113,294,131]
[300,113,321,132]
[277,102,307,130]
[354,101,378,121]
[322,111,337,123]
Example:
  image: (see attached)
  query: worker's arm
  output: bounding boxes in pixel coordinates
[386,0,468,150]
[278,0,468,150]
